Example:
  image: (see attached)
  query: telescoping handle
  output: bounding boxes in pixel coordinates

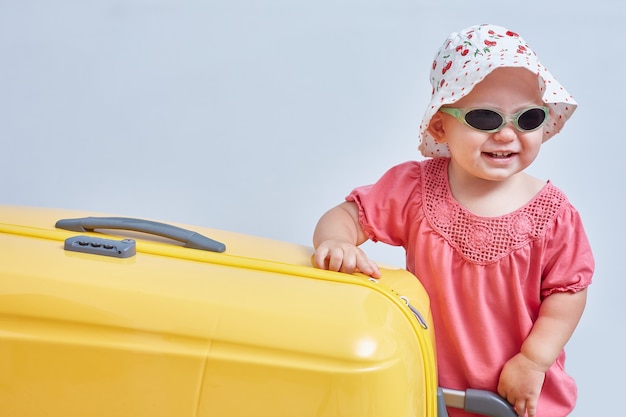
[55,216,226,253]
[438,388,517,417]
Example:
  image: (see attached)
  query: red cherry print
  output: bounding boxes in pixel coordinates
[484,40,497,47]
[456,45,463,52]
[461,49,469,56]
[432,60,437,70]
[506,31,519,37]
[440,79,445,87]
[442,61,452,74]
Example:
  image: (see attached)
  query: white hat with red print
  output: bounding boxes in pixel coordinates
[418,23,577,158]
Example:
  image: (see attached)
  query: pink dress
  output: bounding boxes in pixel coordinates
[347,158,594,417]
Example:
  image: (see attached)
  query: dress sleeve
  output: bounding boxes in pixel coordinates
[346,161,422,247]
[540,203,594,298]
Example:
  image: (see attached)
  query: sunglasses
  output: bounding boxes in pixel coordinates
[439,106,549,133]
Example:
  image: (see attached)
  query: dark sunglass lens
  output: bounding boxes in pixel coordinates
[518,108,547,130]
[464,109,503,131]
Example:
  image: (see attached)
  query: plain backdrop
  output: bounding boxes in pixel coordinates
[1,1,622,415]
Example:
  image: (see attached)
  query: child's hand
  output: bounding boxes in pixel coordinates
[497,353,546,417]
[313,239,381,278]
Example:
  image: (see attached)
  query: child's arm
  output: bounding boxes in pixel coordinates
[312,201,381,278]
[497,288,588,417]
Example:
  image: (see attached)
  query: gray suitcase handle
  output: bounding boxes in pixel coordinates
[55,216,226,253]
[438,387,517,417]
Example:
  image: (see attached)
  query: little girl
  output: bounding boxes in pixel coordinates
[312,24,594,417]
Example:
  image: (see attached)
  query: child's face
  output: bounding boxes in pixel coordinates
[432,67,545,183]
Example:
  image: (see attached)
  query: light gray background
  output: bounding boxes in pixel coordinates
[1,1,621,415]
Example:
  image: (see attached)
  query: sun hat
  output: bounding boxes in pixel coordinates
[418,23,577,158]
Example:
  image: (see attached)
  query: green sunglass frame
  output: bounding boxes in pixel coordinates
[439,106,549,133]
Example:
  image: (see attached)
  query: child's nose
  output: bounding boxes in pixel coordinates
[493,123,517,141]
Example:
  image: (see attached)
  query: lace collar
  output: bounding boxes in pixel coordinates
[422,158,566,264]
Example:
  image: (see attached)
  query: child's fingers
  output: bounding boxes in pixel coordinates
[313,242,380,278]
[513,399,526,417]
[525,399,538,417]
[312,247,331,270]
[325,247,348,272]
[358,257,381,278]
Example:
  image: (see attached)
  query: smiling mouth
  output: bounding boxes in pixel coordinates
[485,152,513,158]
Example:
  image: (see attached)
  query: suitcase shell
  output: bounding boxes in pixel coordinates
[0,206,439,417]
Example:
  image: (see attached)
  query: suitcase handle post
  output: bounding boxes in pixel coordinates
[55,216,226,253]
[438,387,517,417]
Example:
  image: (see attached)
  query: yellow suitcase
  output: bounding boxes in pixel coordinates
[0,206,515,417]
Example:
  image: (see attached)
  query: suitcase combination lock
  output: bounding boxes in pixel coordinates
[64,235,137,258]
